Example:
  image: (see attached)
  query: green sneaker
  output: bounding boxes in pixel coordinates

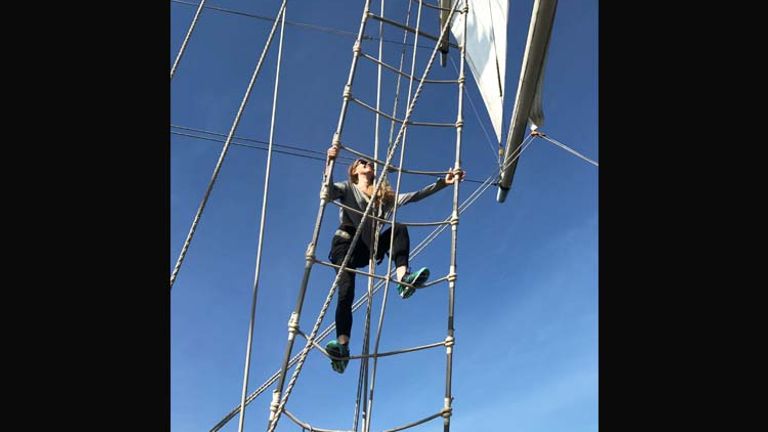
[325,339,350,374]
[397,267,429,299]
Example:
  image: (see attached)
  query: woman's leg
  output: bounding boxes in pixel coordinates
[329,226,369,342]
[377,223,410,280]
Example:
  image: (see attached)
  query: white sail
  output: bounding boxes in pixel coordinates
[449,0,508,144]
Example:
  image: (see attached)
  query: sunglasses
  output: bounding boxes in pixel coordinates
[355,159,372,167]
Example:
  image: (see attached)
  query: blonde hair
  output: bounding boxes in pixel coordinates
[348,159,395,208]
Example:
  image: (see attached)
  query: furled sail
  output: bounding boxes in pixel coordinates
[497,0,558,203]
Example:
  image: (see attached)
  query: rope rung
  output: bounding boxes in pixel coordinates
[361,53,459,84]
[409,0,457,13]
[340,145,455,177]
[314,259,392,282]
[314,260,449,291]
[283,409,354,432]
[380,410,446,432]
[328,201,454,228]
[297,331,446,360]
[367,13,459,49]
[315,258,453,293]
[417,274,450,288]
[350,96,456,128]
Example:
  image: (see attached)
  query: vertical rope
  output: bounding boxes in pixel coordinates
[353,222,378,431]
[354,0,389,427]
[363,0,424,429]
[235,4,287,432]
[444,5,469,428]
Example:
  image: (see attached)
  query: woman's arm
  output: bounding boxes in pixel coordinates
[397,168,465,206]
[327,146,346,200]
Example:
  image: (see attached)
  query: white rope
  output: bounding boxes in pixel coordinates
[539,133,599,167]
[170,0,207,79]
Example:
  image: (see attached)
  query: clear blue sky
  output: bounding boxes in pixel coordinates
[171,1,597,431]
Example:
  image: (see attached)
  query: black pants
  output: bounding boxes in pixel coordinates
[329,223,410,339]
